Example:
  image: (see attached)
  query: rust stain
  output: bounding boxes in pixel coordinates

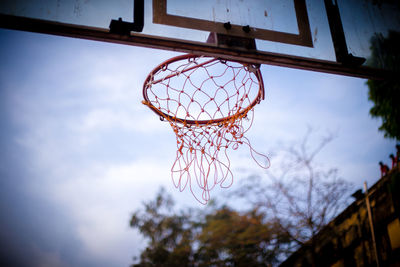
[313,27,318,43]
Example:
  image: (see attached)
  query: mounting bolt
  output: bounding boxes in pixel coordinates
[242,25,251,33]
[223,22,232,30]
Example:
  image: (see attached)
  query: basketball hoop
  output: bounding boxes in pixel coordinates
[143,54,269,204]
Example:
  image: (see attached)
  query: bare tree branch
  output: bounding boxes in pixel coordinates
[230,128,352,262]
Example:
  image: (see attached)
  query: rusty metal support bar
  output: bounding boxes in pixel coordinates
[364,182,381,267]
[0,14,392,80]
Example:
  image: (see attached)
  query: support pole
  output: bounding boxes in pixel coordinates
[364,182,380,267]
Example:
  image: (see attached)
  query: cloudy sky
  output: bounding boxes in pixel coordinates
[0,28,396,267]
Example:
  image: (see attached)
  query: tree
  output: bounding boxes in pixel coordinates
[231,129,352,266]
[195,207,289,267]
[366,31,400,140]
[130,189,290,266]
[130,188,194,267]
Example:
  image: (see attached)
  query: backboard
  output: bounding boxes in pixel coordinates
[1,0,399,79]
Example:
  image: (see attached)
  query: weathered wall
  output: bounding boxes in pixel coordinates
[280,168,400,267]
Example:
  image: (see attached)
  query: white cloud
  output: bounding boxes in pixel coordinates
[77,107,169,134]
[30,244,70,267]
[46,159,172,265]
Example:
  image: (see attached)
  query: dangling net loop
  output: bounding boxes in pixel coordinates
[143,54,270,204]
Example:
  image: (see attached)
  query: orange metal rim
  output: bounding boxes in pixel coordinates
[142,54,265,125]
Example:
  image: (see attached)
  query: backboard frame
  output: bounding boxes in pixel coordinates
[0,0,394,81]
[153,0,313,47]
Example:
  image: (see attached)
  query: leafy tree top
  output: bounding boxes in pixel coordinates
[367,31,400,140]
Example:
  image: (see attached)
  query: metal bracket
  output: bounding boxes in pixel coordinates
[109,0,144,35]
[207,32,256,51]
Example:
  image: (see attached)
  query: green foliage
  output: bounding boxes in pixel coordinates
[367,31,400,140]
[367,78,400,140]
[130,188,194,267]
[130,188,289,266]
[196,207,287,266]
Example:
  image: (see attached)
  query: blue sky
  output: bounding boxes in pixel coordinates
[0,28,397,266]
